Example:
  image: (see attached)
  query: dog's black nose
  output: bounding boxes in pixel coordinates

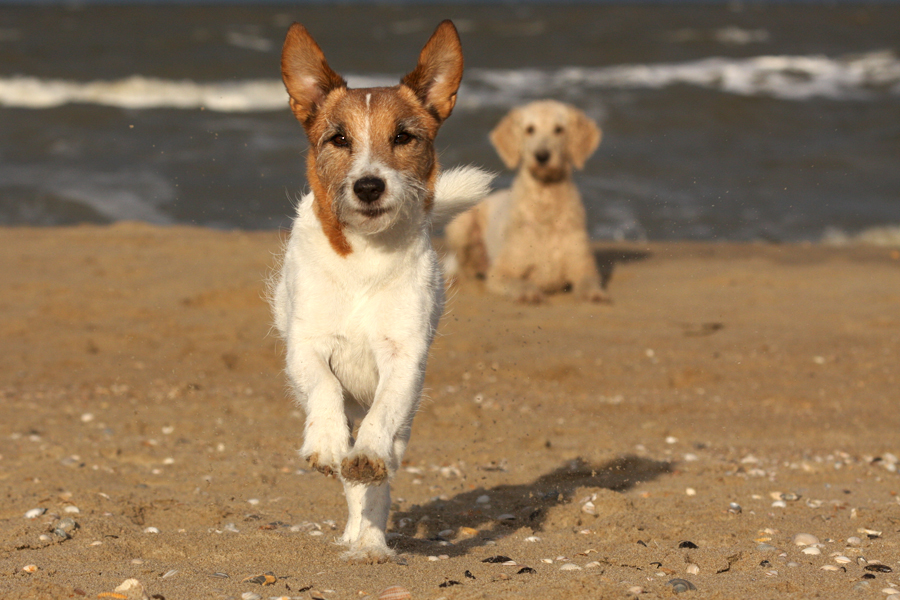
[353,177,385,204]
[535,150,550,165]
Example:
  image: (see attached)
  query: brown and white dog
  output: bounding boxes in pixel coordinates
[445,100,606,303]
[270,21,492,563]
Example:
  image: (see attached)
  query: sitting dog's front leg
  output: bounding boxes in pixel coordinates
[285,347,351,477]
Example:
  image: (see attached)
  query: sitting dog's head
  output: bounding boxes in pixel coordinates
[490,100,601,183]
[281,21,463,252]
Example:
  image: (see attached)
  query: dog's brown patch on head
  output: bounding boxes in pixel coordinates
[281,20,464,255]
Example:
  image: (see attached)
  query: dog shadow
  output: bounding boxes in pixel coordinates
[390,455,672,558]
[592,248,650,291]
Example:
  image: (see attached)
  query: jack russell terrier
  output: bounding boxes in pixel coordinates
[270,20,493,563]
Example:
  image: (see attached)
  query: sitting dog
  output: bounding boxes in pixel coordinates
[445,100,606,303]
[270,21,492,563]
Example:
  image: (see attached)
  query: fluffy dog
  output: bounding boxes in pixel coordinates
[445,100,606,303]
[270,21,492,563]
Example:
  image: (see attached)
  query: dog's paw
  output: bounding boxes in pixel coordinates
[306,452,338,477]
[584,288,611,304]
[516,289,544,304]
[340,545,395,564]
[341,452,388,485]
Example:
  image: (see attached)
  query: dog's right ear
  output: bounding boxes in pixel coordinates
[489,108,523,170]
[281,24,346,126]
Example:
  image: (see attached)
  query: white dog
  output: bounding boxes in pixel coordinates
[270,21,492,563]
[445,100,606,303]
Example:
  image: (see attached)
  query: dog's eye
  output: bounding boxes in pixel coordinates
[329,134,349,148]
[525,125,535,135]
[554,125,564,134]
[393,131,413,146]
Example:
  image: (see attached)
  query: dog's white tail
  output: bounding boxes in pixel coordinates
[430,165,495,228]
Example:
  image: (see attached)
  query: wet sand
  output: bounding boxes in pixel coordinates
[1,223,899,599]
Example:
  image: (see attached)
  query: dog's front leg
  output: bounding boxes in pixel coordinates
[341,342,425,484]
[285,346,351,477]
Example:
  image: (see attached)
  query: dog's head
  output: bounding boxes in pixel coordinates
[281,21,463,254]
[490,100,601,183]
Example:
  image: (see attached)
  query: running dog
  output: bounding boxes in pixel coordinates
[270,20,492,563]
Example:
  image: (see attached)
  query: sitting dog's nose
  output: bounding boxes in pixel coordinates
[535,150,550,165]
[353,177,386,204]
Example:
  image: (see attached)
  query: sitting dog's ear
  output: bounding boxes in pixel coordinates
[281,23,347,126]
[401,20,464,122]
[489,108,523,170]
[566,106,602,170]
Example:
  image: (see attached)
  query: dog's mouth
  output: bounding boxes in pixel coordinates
[356,207,390,219]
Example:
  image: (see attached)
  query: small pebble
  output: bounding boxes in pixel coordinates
[685,487,696,496]
[847,536,863,547]
[438,529,454,538]
[728,502,742,514]
[559,563,582,571]
[476,495,490,504]
[667,578,697,593]
[496,514,515,521]
[627,586,644,596]
[24,508,46,519]
[792,533,819,546]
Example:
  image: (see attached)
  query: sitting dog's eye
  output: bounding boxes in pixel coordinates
[554,125,564,134]
[525,125,535,135]
[329,134,349,147]
[393,131,413,145]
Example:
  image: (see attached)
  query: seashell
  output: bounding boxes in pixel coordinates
[240,593,261,600]
[24,508,46,519]
[771,500,787,508]
[476,495,490,504]
[581,501,597,515]
[792,533,819,546]
[496,513,515,521]
[781,493,801,501]
[847,536,863,546]
[678,540,698,549]
[585,561,602,569]
[540,558,553,564]
[881,588,900,597]
[524,536,541,542]
[517,566,536,574]
[162,569,178,579]
[502,560,517,566]
[859,528,883,538]
[458,526,478,537]
[97,594,128,599]
[865,563,893,573]
[438,529,454,538]
[627,586,644,596]
[377,585,411,600]
[64,506,80,514]
[143,527,159,534]
[728,502,742,514]
[686,564,700,575]
[559,563,582,571]
[801,547,821,555]
[820,565,840,571]
[22,565,38,573]
[834,556,852,564]
[667,579,697,593]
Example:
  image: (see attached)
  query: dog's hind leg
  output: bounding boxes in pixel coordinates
[338,479,394,563]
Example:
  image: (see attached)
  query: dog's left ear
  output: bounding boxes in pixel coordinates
[281,23,347,126]
[401,20,464,122]
[567,107,602,170]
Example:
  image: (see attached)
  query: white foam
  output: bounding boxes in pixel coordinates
[1,51,898,112]
[822,225,900,247]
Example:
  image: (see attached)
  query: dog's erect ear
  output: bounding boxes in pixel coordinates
[281,23,347,125]
[489,108,523,170]
[566,106,602,170]
[401,20,464,122]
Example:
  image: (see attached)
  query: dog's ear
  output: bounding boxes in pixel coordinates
[401,20,464,122]
[566,106,602,170]
[281,23,346,126]
[489,108,523,170]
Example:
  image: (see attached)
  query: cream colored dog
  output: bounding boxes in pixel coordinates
[445,100,606,303]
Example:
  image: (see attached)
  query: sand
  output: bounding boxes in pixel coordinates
[1,223,899,599]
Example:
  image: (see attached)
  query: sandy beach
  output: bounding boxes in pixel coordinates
[1,223,899,599]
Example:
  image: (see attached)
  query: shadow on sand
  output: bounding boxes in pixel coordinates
[390,455,672,558]
[593,248,650,291]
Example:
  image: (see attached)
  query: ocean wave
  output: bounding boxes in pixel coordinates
[1,51,898,111]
